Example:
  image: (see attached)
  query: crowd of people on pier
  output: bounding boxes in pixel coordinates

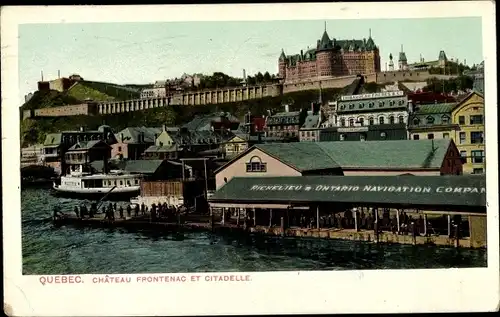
[61,201,189,223]
[223,207,467,239]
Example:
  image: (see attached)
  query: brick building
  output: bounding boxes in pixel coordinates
[278,26,381,82]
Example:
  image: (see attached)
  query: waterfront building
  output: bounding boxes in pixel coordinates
[64,140,111,174]
[336,90,410,130]
[265,105,302,140]
[320,123,407,142]
[223,135,249,159]
[41,125,117,175]
[112,126,162,160]
[21,144,44,168]
[451,91,485,174]
[299,103,323,142]
[407,103,457,141]
[214,139,462,189]
[278,26,381,82]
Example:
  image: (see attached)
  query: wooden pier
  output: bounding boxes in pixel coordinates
[53,212,479,249]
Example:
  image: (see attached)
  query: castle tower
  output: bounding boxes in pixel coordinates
[316,22,334,77]
[278,49,287,79]
[388,53,394,71]
[398,44,408,71]
[438,50,448,67]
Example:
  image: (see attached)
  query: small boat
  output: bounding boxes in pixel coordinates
[52,169,141,201]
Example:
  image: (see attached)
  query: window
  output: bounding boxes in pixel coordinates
[368,103,374,108]
[358,118,364,126]
[458,116,465,125]
[119,180,123,186]
[398,116,404,124]
[412,118,420,125]
[473,168,484,174]
[441,115,450,124]
[311,132,315,137]
[443,133,449,139]
[470,115,484,125]
[349,104,355,109]
[369,117,374,125]
[470,131,484,144]
[340,118,346,127]
[413,134,420,140]
[379,101,384,107]
[379,117,385,125]
[427,133,434,140]
[426,116,435,125]
[460,151,467,163]
[245,156,267,172]
[135,179,139,185]
[349,118,355,127]
[471,150,484,163]
[459,132,466,144]
[118,146,122,152]
[389,116,395,124]
[359,103,365,109]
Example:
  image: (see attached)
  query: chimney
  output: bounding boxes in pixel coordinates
[243,69,246,82]
[41,70,44,81]
[311,102,315,113]
[162,124,167,132]
[284,104,289,113]
[58,70,61,78]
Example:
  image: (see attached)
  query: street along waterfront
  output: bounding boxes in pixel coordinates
[22,187,486,275]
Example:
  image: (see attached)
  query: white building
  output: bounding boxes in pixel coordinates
[335,91,410,128]
[140,87,167,99]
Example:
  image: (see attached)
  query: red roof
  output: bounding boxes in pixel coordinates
[408,91,456,104]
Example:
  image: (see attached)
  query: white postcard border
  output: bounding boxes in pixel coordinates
[2,2,498,316]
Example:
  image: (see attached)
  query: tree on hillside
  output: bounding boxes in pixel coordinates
[263,71,272,82]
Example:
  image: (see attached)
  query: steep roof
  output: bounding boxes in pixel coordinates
[301,112,321,129]
[182,112,240,131]
[67,140,109,151]
[115,127,162,143]
[43,133,62,147]
[217,139,453,174]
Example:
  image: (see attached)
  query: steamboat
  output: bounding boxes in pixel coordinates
[53,165,141,200]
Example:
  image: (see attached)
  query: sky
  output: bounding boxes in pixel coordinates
[18,17,483,105]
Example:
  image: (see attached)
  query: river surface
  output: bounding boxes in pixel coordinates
[21,188,487,275]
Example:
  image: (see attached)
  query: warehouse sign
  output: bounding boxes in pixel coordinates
[249,184,486,194]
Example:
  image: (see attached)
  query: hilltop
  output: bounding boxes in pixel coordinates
[21,79,141,110]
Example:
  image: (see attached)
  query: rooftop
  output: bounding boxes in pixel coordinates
[219,139,453,173]
[210,175,486,210]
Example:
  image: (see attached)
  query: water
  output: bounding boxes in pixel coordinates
[21,188,487,275]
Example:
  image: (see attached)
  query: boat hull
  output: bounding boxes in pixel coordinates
[52,185,140,201]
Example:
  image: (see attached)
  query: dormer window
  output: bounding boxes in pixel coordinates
[359,103,364,109]
[441,115,450,124]
[349,104,354,109]
[379,101,384,107]
[426,116,435,125]
[368,103,374,108]
[413,118,420,125]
